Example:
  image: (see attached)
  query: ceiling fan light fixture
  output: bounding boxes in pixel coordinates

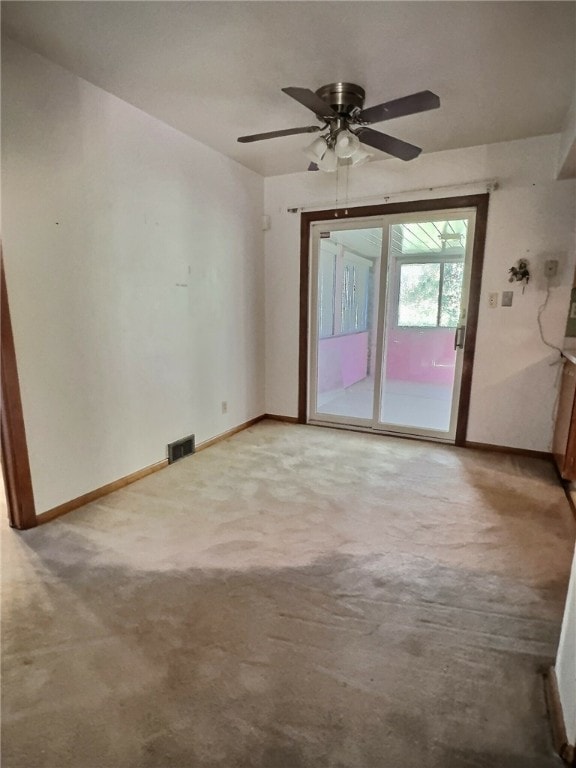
[317,147,338,172]
[304,136,328,163]
[350,146,372,167]
[334,129,360,159]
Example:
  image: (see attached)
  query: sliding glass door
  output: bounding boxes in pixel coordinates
[308,209,476,442]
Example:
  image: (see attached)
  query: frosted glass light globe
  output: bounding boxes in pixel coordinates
[304,136,328,163]
[317,148,338,172]
[350,146,372,167]
[335,130,360,159]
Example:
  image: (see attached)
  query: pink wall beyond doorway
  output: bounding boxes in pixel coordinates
[317,327,456,395]
[386,328,455,385]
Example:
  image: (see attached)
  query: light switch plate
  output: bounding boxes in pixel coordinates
[502,291,513,307]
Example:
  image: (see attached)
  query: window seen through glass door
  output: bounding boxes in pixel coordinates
[397,261,464,327]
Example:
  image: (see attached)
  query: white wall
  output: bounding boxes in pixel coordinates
[2,40,265,513]
[264,136,576,451]
[556,543,576,745]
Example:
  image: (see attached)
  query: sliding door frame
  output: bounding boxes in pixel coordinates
[298,194,490,446]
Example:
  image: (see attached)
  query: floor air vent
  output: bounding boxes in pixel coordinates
[167,434,195,464]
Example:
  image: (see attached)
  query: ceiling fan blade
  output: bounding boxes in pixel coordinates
[307,162,319,172]
[359,90,440,125]
[282,87,338,120]
[237,125,321,143]
[356,127,422,161]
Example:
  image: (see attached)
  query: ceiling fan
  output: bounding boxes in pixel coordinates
[237,82,440,171]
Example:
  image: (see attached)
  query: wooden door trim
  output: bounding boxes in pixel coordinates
[1,248,37,528]
[454,195,489,444]
[298,194,490,446]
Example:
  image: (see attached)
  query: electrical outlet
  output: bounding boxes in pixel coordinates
[488,293,498,308]
[545,259,559,278]
[221,401,228,414]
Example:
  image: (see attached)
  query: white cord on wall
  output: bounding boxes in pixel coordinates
[536,279,565,448]
[537,282,564,357]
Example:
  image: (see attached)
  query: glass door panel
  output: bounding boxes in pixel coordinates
[311,224,382,423]
[378,214,474,439]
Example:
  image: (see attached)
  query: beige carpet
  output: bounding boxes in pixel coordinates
[2,420,575,768]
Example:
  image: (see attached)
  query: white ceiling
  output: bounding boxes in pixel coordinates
[2,1,575,177]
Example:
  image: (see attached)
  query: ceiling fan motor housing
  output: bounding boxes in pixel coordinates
[315,82,366,116]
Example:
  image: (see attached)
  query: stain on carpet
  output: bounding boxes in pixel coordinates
[2,421,574,767]
[1,548,566,767]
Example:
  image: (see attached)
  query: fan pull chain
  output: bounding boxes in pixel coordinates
[333,163,351,217]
